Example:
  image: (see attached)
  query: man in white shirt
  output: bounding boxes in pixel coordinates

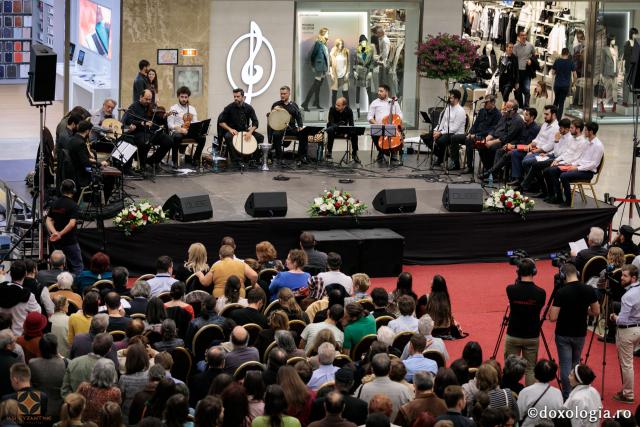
[400,314,449,361]
[307,342,339,390]
[544,121,603,207]
[426,89,467,170]
[167,86,206,168]
[388,295,419,334]
[516,105,559,184]
[0,261,42,335]
[147,255,178,297]
[522,116,569,196]
[314,252,352,296]
[517,359,563,427]
[300,304,344,353]
[368,84,403,162]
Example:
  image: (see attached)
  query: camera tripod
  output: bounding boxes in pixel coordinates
[491,280,563,393]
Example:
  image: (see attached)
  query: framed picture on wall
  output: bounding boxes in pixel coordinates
[157,48,178,65]
[174,65,203,96]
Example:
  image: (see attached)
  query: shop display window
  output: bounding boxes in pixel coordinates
[296,1,420,127]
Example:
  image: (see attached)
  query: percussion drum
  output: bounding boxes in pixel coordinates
[267,108,291,131]
[259,143,272,171]
[101,118,124,141]
[232,132,258,156]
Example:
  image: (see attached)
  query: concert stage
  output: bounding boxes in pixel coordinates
[65,153,617,274]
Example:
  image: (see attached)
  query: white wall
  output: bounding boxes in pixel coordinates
[209,0,295,133]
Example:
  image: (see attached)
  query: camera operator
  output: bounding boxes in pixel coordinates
[505,258,546,386]
[547,262,599,399]
[610,264,640,404]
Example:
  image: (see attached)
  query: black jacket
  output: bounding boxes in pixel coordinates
[310,392,368,425]
[498,54,519,88]
[469,107,501,139]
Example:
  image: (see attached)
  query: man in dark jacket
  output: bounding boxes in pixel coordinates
[189,346,224,407]
[133,59,150,103]
[477,100,524,173]
[463,95,501,174]
[573,227,608,274]
[310,368,368,425]
[0,330,19,396]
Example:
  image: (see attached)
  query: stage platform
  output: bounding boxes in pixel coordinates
[0,155,617,273]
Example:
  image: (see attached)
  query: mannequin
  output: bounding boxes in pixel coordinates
[599,36,618,113]
[623,28,639,107]
[354,34,373,117]
[369,33,380,103]
[330,38,350,107]
[572,30,586,107]
[301,27,330,112]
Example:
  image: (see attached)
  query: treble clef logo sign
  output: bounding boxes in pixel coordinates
[226,21,276,104]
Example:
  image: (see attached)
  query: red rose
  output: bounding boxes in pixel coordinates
[142,214,148,221]
[506,201,513,208]
[500,195,506,201]
[327,192,332,198]
[334,202,341,208]
[128,213,135,219]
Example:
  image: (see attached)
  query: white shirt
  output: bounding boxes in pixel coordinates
[400,335,449,361]
[368,98,403,124]
[147,273,178,297]
[50,312,70,358]
[551,132,572,158]
[167,103,199,133]
[517,383,563,427]
[215,297,248,314]
[335,53,348,78]
[307,364,339,390]
[575,136,604,173]
[301,321,344,353]
[388,315,419,334]
[316,271,353,296]
[563,385,601,427]
[0,282,42,336]
[532,120,559,153]
[555,135,586,165]
[379,35,391,65]
[435,104,466,135]
[548,23,567,55]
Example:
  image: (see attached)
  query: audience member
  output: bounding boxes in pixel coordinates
[311,252,353,296]
[54,392,86,427]
[366,394,401,427]
[342,303,376,354]
[98,401,124,427]
[275,330,305,358]
[300,232,328,272]
[262,347,287,387]
[50,295,71,357]
[76,252,112,294]
[434,367,460,400]
[22,259,55,316]
[62,332,114,396]
[425,275,457,338]
[308,391,356,427]
[388,296,419,334]
[68,291,100,344]
[28,333,67,418]
[517,359,563,427]
[197,245,256,297]
[245,370,266,420]
[153,319,185,352]
[0,330,20,396]
[117,342,150,423]
[174,243,210,285]
[401,314,449,361]
[146,256,179,298]
[128,280,151,315]
[269,250,311,300]
[145,378,178,418]
[221,382,251,427]
[252,384,302,427]
[310,367,367,425]
[128,364,166,425]
[462,342,483,369]
[402,334,438,382]
[50,271,83,312]
[190,346,224,406]
[563,364,601,424]
[76,358,121,423]
[501,354,527,395]
[0,261,42,335]
[256,241,285,272]
[17,312,47,362]
[370,288,395,319]
[307,342,339,390]
[278,288,310,323]
[145,297,168,334]
[37,250,67,285]
[573,227,608,273]
[611,225,639,256]
[277,366,316,426]
[395,371,447,426]
[255,310,290,359]
[436,385,474,427]
[185,295,230,351]
[355,354,412,420]
[224,326,259,375]
[301,304,344,354]
[104,292,132,332]
[228,287,268,328]
[3,363,48,426]
[69,314,118,368]
[215,275,248,314]
[391,272,418,305]
[346,273,371,305]
[194,395,222,427]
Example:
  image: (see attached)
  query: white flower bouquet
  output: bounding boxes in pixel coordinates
[113,200,166,235]
[484,187,535,218]
[309,189,367,217]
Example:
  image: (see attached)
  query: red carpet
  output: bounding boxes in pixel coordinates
[371,260,640,413]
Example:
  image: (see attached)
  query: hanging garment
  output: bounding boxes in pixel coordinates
[491,9,501,40]
[480,6,491,40]
[516,3,534,33]
[547,23,567,55]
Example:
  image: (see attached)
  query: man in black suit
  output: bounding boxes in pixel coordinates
[309,367,368,425]
[228,287,267,328]
[189,346,224,407]
[325,97,360,163]
[573,227,608,274]
[133,59,150,103]
[435,385,475,427]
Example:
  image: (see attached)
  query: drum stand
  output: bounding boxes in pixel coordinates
[238,131,246,174]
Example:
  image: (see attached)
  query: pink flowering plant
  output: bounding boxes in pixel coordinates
[484,187,535,218]
[309,189,367,217]
[416,33,477,82]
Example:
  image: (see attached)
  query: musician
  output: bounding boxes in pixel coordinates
[90,99,117,147]
[133,59,150,104]
[462,95,501,174]
[168,86,206,168]
[66,120,113,200]
[424,89,467,170]
[326,97,360,163]
[269,86,306,163]
[219,88,264,166]
[368,84,402,162]
[122,89,173,171]
[477,100,524,172]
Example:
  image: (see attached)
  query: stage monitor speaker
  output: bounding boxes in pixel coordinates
[372,188,417,214]
[245,192,288,217]
[162,193,213,222]
[442,183,483,212]
[28,44,57,102]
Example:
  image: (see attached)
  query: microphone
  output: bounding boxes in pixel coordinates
[387,96,398,103]
[437,96,448,104]
[473,96,485,104]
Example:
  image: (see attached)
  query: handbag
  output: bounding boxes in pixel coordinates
[594,80,606,98]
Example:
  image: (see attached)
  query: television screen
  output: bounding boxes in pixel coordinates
[78,0,111,59]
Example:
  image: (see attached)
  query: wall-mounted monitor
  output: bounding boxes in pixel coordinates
[77,49,85,66]
[78,0,111,59]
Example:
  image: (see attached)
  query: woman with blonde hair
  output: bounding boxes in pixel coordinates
[329,38,351,105]
[176,243,209,288]
[591,246,625,288]
[255,241,284,271]
[54,393,86,427]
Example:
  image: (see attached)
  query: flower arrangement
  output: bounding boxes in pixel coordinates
[309,189,367,217]
[416,33,478,94]
[113,200,166,235]
[484,187,535,217]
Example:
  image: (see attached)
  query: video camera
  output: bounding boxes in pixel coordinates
[550,251,569,268]
[507,249,528,266]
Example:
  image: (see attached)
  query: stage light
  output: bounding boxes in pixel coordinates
[181,48,198,57]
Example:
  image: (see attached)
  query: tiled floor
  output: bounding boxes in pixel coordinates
[0,83,638,230]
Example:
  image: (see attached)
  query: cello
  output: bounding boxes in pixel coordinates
[379,97,404,155]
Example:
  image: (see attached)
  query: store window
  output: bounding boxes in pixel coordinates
[296,1,421,127]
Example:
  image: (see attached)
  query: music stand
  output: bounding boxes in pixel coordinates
[186,119,211,139]
[417,111,435,161]
[111,141,137,165]
[336,126,365,166]
[370,124,397,167]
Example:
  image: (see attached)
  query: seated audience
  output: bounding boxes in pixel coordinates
[215,275,249,314]
[395,371,447,426]
[50,296,70,358]
[228,287,268,328]
[245,370,266,420]
[17,312,47,362]
[425,275,458,338]
[299,232,328,272]
[308,391,354,427]
[256,241,285,272]
[76,252,112,294]
[402,334,438,382]
[278,288,310,323]
[185,295,230,352]
[390,272,418,306]
[145,297,168,334]
[195,395,223,427]
[345,273,371,305]
[310,252,353,296]
[147,256,179,298]
[104,291,132,332]
[36,250,67,286]
[197,245,257,298]
[252,384,302,427]
[76,358,121,423]
[223,326,259,375]
[165,280,195,320]
[153,319,185,352]
[388,296,419,334]
[111,266,130,297]
[3,363,48,425]
[174,242,210,285]
[300,304,344,354]
[342,303,376,355]
[255,310,290,359]
[611,224,639,255]
[190,346,225,407]
[563,364,601,423]
[118,342,150,423]
[277,366,316,426]
[517,359,563,427]
[307,342,339,390]
[50,271,83,312]
[309,367,367,425]
[370,288,395,319]
[400,314,449,361]
[573,227,608,274]
[269,250,311,300]
[0,260,42,336]
[55,392,86,427]
[29,333,67,418]
[501,354,527,395]
[67,291,99,344]
[275,330,305,358]
[62,332,114,396]
[22,259,54,316]
[436,385,474,427]
[128,364,167,424]
[128,280,151,315]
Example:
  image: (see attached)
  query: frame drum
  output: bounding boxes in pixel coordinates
[232,132,258,155]
[267,108,291,131]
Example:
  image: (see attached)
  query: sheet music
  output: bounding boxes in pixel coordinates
[569,239,588,255]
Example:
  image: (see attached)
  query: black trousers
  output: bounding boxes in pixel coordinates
[171,133,206,166]
[478,143,502,171]
[326,126,358,154]
[268,127,307,159]
[132,130,173,167]
[224,131,265,162]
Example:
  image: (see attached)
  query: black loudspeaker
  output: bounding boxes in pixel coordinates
[28,44,57,102]
[162,193,213,222]
[245,192,287,217]
[372,188,417,214]
[442,183,484,212]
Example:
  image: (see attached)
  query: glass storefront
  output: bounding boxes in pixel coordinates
[462,0,637,124]
[295,1,421,127]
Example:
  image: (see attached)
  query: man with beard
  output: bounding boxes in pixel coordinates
[167,86,206,168]
[219,88,264,168]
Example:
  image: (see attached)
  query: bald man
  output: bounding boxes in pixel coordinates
[122,89,173,171]
[326,97,360,163]
[223,326,259,375]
